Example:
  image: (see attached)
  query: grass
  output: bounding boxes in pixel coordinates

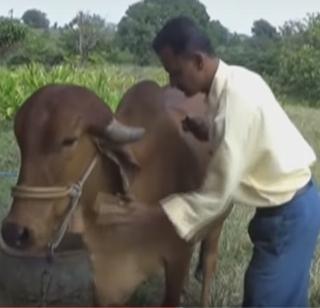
[0,121,17,219]
[1,76,320,306]
[0,63,167,119]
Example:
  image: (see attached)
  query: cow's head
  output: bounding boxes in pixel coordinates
[0,84,144,256]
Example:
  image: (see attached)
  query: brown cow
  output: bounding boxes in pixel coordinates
[0,81,228,306]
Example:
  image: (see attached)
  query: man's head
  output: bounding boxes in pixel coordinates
[153,16,217,97]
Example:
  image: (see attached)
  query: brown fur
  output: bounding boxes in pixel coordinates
[1,81,227,306]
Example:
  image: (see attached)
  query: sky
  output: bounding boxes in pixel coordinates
[0,0,320,34]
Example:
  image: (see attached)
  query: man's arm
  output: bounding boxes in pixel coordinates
[93,95,260,245]
[161,103,259,241]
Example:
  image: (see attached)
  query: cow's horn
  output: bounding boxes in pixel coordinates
[105,119,145,144]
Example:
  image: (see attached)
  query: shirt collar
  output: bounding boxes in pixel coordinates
[207,59,229,105]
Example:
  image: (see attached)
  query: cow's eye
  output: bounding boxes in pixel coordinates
[61,137,78,147]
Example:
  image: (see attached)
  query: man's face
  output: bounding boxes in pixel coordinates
[158,47,206,97]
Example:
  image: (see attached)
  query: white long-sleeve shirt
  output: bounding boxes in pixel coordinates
[161,60,316,241]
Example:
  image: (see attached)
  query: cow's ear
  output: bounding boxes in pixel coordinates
[111,146,140,179]
[97,141,140,195]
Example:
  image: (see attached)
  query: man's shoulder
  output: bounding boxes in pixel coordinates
[225,63,276,109]
[227,64,265,89]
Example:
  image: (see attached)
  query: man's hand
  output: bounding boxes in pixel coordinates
[94,194,189,251]
[96,199,163,229]
[181,116,209,141]
[94,193,172,234]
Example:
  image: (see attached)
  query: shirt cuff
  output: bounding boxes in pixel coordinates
[160,194,200,241]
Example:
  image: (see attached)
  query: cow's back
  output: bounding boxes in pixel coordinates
[115,80,212,203]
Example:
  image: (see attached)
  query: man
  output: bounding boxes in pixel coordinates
[106,16,320,306]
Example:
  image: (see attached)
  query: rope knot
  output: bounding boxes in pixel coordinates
[70,183,82,198]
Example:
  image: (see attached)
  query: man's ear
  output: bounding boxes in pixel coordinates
[192,52,205,70]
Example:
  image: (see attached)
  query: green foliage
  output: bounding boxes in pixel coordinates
[0,63,167,120]
[5,29,65,66]
[278,13,320,105]
[207,20,232,48]
[218,19,281,78]
[116,0,210,65]
[61,12,116,63]
[102,47,136,64]
[0,4,319,107]
[21,9,50,29]
[251,19,278,39]
[0,18,26,56]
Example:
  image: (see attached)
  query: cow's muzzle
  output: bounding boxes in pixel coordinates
[0,155,98,260]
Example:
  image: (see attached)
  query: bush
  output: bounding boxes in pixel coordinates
[0,63,166,120]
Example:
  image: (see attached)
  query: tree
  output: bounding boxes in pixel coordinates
[278,13,320,104]
[207,20,231,48]
[280,20,306,38]
[216,18,281,78]
[61,12,114,63]
[0,17,26,57]
[22,9,49,29]
[116,0,210,65]
[5,27,65,66]
[251,19,278,39]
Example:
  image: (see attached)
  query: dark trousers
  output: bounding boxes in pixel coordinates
[243,180,320,307]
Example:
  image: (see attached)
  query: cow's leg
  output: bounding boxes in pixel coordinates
[196,207,231,307]
[195,240,206,282]
[198,223,224,307]
[162,252,192,307]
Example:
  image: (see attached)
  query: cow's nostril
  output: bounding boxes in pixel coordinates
[1,222,30,249]
[16,226,30,246]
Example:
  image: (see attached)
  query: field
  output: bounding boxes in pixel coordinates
[0,63,167,119]
[0,65,320,306]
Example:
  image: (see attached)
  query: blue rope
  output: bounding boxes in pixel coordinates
[0,171,17,178]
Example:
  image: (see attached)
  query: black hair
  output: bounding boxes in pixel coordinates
[152,16,215,56]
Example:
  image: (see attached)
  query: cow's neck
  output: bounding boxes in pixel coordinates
[80,154,125,216]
